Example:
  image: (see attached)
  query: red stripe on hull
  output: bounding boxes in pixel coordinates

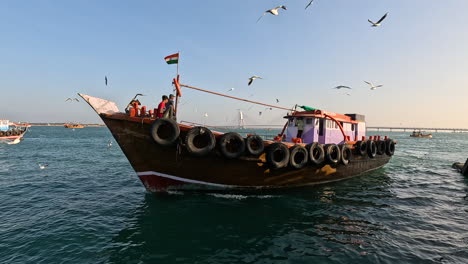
[138,174,186,192]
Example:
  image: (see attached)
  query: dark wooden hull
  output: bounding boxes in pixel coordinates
[100,113,392,192]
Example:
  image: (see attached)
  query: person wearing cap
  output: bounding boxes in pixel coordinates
[164,94,176,119]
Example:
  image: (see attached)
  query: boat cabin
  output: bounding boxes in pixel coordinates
[284,110,366,144]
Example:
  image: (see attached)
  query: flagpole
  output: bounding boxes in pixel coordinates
[175,50,180,119]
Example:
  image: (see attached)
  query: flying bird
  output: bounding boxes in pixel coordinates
[73,98,79,102]
[333,85,352,90]
[248,76,263,86]
[107,140,112,148]
[265,107,273,111]
[368,13,388,27]
[305,0,315,10]
[276,98,280,103]
[39,164,48,169]
[105,76,108,86]
[346,93,351,96]
[364,81,383,90]
[65,98,80,102]
[227,88,235,92]
[204,112,208,117]
[257,5,287,23]
[259,111,263,116]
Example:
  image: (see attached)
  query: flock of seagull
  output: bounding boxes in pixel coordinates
[252,1,389,97]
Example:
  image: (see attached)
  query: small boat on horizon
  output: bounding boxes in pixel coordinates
[410,130,432,138]
[0,120,29,144]
[79,77,396,192]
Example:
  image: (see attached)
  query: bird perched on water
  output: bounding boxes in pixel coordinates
[305,0,315,10]
[257,5,287,23]
[364,81,383,90]
[368,13,388,27]
[39,164,48,169]
[107,140,112,148]
[248,76,263,86]
[227,88,235,92]
[105,76,108,86]
[333,85,352,90]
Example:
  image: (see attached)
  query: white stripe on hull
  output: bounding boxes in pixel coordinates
[136,171,235,188]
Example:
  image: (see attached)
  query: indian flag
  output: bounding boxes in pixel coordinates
[164,53,179,64]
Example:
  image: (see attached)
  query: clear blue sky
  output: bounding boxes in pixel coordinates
[1,0,468,128]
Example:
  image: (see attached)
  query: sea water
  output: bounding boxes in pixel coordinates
[1,127,467,263]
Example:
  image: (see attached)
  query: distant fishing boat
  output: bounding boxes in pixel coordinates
[0,120,29,144]
[410,130,432,138]
[64,123,84,129]
[79,77,396,192]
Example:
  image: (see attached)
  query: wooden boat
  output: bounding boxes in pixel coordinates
[79,78,396,192]
[410,130,432,138]
[0,120,29,144]
[64,123,84,129]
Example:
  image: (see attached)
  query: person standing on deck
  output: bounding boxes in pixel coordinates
[157,95,168,118]
[297,117,304,139]
[164,94,176,119]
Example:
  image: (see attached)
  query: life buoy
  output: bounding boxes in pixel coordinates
[356,141,367,156]
[266,143,290,169]
[307,142,325,165]
[149,118,180,147]
[325,144,341,165]
[386,139,395,156]
[245,135,264,156]
[219,132,245,159]
[367,140,377,158]
[340,144,352,165]
[185,126,216,157]
[289,145,309,169]
[376,140,386,155]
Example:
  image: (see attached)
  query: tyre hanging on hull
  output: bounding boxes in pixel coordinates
[386,139,395,156]
[367,140,377,158]
[245,135,264,156]
[266,142,290,169]
[340,144,352,165]
[325,144,341,165]
[289,145,309,170]
[356,141,367,156]
[219,132,246,159]
[376,140,386,155]
[149,118,180,147]
[306,142,325,165]
[185,126,216,157]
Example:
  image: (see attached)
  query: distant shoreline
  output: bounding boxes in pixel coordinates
[28,123,105,127]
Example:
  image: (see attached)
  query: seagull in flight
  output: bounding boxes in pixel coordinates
[105,76,108,86]
[265,107,273,111]
[368,13,388,27]
[65,98,80,102]
[39,164,48,169]
[248,76,263,86]
[259,111,263,116]
[364,81,383,90]
[257,5,287,23]
[227,88,235,92]
[276,98,280,103]
[305,0,315,10]
[204,112,208,117]
[333,85,352,90]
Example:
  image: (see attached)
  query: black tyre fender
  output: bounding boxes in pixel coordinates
[149,118,180,147]
[245,135,265,156]
[356,141,367,156]
[325,144,341,165]
[266,143,290,169]
[367,140,377,158]
[340,144,352,165]
[289,145,309,170]
[5,131,12,136]
[185,126,216,157]
[306,142,325,166]
[218,132,245,159]
[376,140,386,155]
[0,131,4,136]
[386,139,396,156]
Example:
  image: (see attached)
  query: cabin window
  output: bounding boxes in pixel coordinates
[319,118,324,136]
[315,119,319,126]
[288,118,294,127]
[351,124,355,131]
[306,118,313,125]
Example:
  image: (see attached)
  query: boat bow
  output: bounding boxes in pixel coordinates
[78,93,119,115]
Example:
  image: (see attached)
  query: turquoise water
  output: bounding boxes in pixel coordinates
[1,127,468,263]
